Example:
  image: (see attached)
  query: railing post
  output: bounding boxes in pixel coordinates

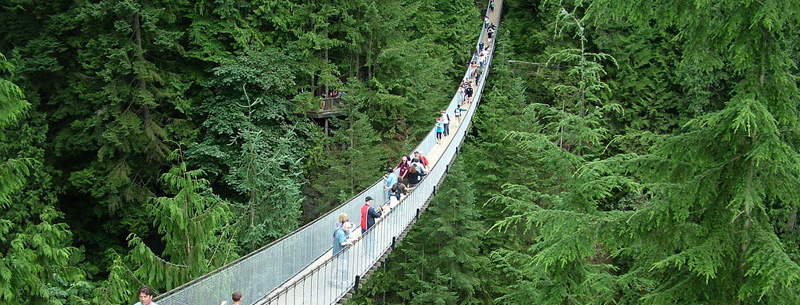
[433,185,437,196]
[416,208,420,220]
[391,236,396,250]
[354,275,361,293]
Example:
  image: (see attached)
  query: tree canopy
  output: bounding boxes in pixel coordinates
[3,0,800,304]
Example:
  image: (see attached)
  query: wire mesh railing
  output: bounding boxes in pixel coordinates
[156,2,501,304]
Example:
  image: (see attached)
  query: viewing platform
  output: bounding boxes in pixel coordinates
[307,97,344,119]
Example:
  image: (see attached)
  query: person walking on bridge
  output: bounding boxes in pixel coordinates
[334,221,353,254]
[361,196,382,233]
[361,196,383,259]
[395,156,411,185]
[134,286,158,305]
[441,110,451,137]
[435,118,444,144]
[332,221,354,287]
[220,291,242,305]
[383,167,397,202]
[414,151,429,168]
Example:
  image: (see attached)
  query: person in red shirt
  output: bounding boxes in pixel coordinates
[414,151,430,168]
[394,156,411,183]
[360,196,382,233]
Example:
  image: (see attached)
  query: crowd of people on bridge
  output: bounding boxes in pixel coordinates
[133,2,498,303]
[328,4,497,291]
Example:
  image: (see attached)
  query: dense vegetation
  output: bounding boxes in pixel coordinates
[0,0,479,304]
[351,0,800,304]
[3,0,800,304]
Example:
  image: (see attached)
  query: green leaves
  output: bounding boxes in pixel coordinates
[0,207,84,305]
[120,148,236,291]
[478,0,800,304]
[0,53,30,131]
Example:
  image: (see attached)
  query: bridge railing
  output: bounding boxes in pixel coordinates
[156,2,499,305]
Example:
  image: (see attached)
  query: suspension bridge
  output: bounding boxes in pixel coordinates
[155,2,502,304]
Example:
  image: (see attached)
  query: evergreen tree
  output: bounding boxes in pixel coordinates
[97,148,236,304]
[0,53,90,305]
[187,49,311,248]
[227,111,304,252]
[0,52,30,203]
[309,93,386,215]
[494,1,800,304]
[535,7,618,156]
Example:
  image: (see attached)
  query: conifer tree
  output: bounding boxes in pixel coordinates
[0,53,90,304]
[534,8,618,156]
[310,93,386,214]
[0,52,30,205]
[227,108,304,251]
[98,148,236,304]
[494,1,800,304]
[188,49,310,249]
[486,5,629,304]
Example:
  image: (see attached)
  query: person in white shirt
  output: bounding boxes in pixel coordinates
[134,286,158,305]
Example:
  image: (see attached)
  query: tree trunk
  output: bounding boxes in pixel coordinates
[133,13,153,130]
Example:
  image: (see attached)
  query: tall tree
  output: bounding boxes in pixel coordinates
[97,148,236,304]
[494,1,800,304]
[0,53,90,305]
[0,52,30,202]
[536,7,618,156]
[308,93,386,216]
[187,49,311,248]
[51,0,199,275]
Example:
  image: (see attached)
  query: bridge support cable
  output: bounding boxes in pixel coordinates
[156,1,502,304]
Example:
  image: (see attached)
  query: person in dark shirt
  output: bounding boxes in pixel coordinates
[407,165,423,187]
[360,196,383,233]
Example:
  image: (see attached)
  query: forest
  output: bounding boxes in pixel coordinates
[350,0,800,304]
[1,0,799,304]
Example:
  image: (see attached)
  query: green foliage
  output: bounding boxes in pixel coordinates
[592,21,683,146]
[0,207,87,305]
[0,53,32,207]
[0,53,29,131]
[537,7,618,156]
[98,148,237,303]
[0,52,89,305]
[489,1,800,304]
[228,120,304,251]
[188,49,309,249]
